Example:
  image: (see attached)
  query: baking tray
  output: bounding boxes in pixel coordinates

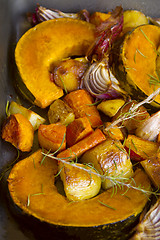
[0,0,160,239]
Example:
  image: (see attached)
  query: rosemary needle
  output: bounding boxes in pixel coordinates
[98,200,116,210]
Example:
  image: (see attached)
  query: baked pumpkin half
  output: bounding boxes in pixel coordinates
[8,149,151,240]
[15,18,95,108]
[120,24,160,107]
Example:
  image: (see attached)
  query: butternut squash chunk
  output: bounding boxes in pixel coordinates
[64,89,102,128]
[38,123,66,152]
[57,128,106,161]
[15,18,95,108]
[2,113,34,152]
[66,116,93,147]
[8,101,45,131]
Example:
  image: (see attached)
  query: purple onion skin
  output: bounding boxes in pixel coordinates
[92,88,122,100]
[27,6,90,26]
[87,6,123,61]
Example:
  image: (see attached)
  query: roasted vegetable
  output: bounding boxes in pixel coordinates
[48,99,75,126]
[8,101,45,131]
[120,24,160,107]
[2,113,34,152]
[64,89,102,128]
[122,10,148,34]
[80,139,133,189]
[8,150,151,240]
[113,100,150,134]
[103,122,124,141]
[28,5,90,25]
[52,58,88,92]
[140,154,160,188]
[83,59,126,100]
[90,11,111,26]
[38,123,66,152]
[66,116,93,147]
[15,18,95,108]
[97,98,125,117]
[135,110,160,141]
[59,162,101,201]
[131,198,160,240]
[57,128,106,161]
[124,135,159,161]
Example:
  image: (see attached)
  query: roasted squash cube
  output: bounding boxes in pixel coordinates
[66,116,93,147]
[38,123,66,153]
[2,113,34,152]
[64,89,102,128]
[8,101,45,131]
[57,128,106,161]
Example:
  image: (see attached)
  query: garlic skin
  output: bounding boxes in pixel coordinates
[131,198,160,240]
[135,111,160,141]
[83,59,126,99]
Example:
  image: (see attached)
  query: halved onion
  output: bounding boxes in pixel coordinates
[83,59,126,99]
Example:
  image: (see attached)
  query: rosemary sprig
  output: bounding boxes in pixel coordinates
[5,100,10,116]
[114,143,127,154]
[27,184,44,207]
[148,73,160,89]
[42,152,160,197]
[140,28,160,56]
[98,200,116,210]
[131,139,137,152]
[40,149,51,165]
[86,99,102,106]
[103,87,160,133]
[59,75,68,94]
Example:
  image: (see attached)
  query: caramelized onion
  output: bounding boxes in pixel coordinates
[83,59,126,99]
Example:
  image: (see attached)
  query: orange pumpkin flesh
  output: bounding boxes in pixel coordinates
[15,18,95,108]
[8,150,150,229]
[121,24,160,105]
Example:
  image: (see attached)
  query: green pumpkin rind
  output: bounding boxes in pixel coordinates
[7,150,151,240]
[117,24,160,108]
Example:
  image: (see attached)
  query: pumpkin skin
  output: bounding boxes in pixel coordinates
[119,24,160,107]
[8,149,151,240]
[15,19,95,108]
